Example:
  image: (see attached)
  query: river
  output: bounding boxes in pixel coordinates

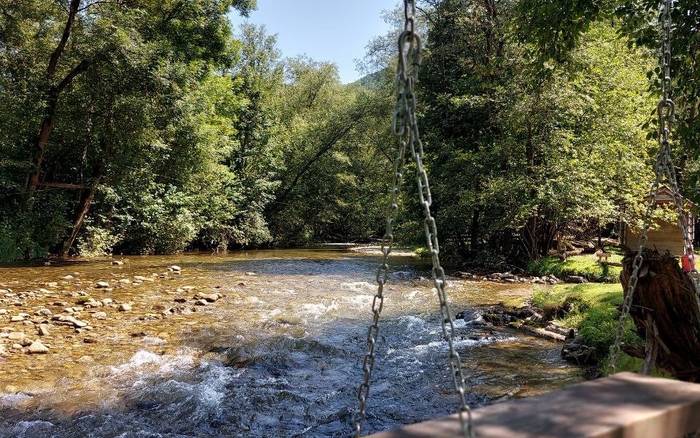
[0,249,581,437]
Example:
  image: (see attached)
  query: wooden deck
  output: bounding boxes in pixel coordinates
[366,372,700,438]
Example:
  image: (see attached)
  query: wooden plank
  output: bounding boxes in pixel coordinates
[365,372,700,438]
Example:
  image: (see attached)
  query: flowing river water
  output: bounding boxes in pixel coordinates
[0,249,581,437]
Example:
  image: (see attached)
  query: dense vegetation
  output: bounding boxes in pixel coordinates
[1,0,698,263]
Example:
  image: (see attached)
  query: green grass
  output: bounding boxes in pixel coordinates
[533,282,643,371]
[414,246,431,258]
[527,253,623,283]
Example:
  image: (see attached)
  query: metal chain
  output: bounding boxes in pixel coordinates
[607,0,687,372]
[353,90,408,438]
[354,1,473,437]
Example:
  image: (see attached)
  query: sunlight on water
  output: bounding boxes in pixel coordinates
[0,250,581,437]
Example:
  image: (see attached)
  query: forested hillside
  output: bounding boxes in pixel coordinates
[1,0,698,264]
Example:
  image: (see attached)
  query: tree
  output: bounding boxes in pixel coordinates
[0,0,256,258]
[417,0,656,262]
[267,58,394,244]
[516,0,700,204]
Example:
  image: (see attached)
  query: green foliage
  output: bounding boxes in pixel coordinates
[516,0,700,209]
[76,224,120,257]
[532,282,641,359]
[0,3,392,259]
[1,0,696,265]
[528,254,622,282]
[417,0,656,262]
[266,58,393,245]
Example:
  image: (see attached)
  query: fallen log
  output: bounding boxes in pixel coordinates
[621,249,700,382]
[507,321,567,342]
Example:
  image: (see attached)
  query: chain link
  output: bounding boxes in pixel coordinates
[353,1,473,437]
[607,0,693,373]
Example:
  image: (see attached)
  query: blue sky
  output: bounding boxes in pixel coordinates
[229,0,399,83]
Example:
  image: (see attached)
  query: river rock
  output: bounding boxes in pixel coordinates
[101,298,113,305]
[53,315,88,328]
[0,309,7,315]
[92,311,108,320]
[565,275,588,284]
[36,308,52,316]
[28,340,49,354]
[118,279,131,284]
[37,324,50,336]
[168,265,182,272]
[95,281,110,289]
[68,317,88,328]
[561,334,597,365]
[84,299,102,308]
[8,332,26,341]
[111,260,124,266]
[118,303,132,312]
[194,292,221,303]
[62,275,74,280]
[10,315,25,322]
[245,272,257,276]
[194,299,208,306]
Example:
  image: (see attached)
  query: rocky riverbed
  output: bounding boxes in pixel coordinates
[0,259,236,393]
[0,250,582,437]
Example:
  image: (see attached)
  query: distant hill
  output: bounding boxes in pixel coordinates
[351,68,391,89]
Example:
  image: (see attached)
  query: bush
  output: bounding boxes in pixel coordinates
[578,307,640,356]
[77,225,121,257]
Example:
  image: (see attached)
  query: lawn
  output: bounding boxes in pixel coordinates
[528,253,623,283]
[532,282,643,371]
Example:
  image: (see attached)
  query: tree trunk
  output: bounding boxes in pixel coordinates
[60,179,100,257]
[621,249,700,382]
[26,0,82,196]
[470,208,481,252]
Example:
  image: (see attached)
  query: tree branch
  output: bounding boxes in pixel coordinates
[55,58,92,93]
[47,0,81,79]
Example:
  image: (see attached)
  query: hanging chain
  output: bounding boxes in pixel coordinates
[607,0,688,373]
[353,73,408,438]
[354,1,473,437]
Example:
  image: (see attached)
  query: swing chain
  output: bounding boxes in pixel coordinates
[354,1,473,437]
[608,0,691,373]
[353,94,408,437]
[352,2,413,433]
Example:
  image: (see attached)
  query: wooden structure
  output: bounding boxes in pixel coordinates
[623,186,696,256]
[366,372,700,438]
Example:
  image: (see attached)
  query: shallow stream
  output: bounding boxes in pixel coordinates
[0,250,581,437]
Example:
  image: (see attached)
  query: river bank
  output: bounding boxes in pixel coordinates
[0,250,582,437]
